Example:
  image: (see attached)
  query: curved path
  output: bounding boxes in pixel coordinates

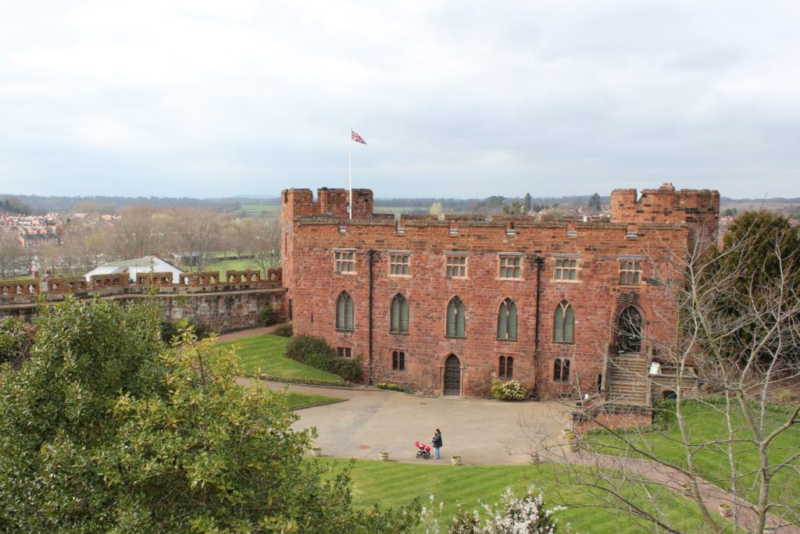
[239,378,799,533]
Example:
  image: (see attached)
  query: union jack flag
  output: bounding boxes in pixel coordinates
[351,130,367,145]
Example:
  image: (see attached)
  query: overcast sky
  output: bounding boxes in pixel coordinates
[1,1,799,199]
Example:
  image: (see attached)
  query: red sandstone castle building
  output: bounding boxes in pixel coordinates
[280,183,719,402]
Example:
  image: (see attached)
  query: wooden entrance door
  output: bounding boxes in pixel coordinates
[443,354,461,396]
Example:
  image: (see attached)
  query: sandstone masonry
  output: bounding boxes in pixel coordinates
[282,183,719,400]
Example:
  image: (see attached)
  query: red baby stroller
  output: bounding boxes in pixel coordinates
[414,440,432,460]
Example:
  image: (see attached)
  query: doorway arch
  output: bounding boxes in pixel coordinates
[616,306,643,353]
[443,354,461,396]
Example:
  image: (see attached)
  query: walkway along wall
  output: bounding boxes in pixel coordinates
[0,270,286,334]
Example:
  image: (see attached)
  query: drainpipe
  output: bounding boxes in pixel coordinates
[534,256,544,352]
[368,249,375,385]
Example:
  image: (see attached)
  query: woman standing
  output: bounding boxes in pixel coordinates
[432,428,443,460]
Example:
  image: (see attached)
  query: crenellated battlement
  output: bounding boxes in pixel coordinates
[281,187,374,221]
[0,268,283,303]
[610,182,720,245]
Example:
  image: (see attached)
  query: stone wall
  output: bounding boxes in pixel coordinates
[0,270,287,334]
[282,186,701,399]
[610,182,719,246]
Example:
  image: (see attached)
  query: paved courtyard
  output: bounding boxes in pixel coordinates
[240,379,572,464]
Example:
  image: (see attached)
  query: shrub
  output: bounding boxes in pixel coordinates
[330,358,363,382]
[260,305,278,326]
[0,318,34,366]
[490,379,527,401]
[285,335,361,382]
[273,323,293,337]
[423,488,563,533]
[161,318,211,344]
[286,335,336,362]
[376,382,410,393]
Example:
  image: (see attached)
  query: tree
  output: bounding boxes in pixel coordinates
[588,193,602,213]
[0,232,25,278]
[546,223,800,534]
[0,299,420,532]
[524,193,532,214]
[710,211,800,363]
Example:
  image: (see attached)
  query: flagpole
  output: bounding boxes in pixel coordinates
[348,129,353,220]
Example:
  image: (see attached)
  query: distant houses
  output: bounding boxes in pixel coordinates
[84,256,184,284]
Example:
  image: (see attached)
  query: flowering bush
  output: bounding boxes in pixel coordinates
[490,379,527,401]
[422,488,564,534]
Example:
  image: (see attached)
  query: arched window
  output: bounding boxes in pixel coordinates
[553,301,575,343]
[616,306,642,353]
[446,296,466,338]
[390,294,409,334]
[336,291,354,331]
[554,358,570,382]
[496,298,518,340]
[499,356,514,379]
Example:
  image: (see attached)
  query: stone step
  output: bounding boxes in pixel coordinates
[606,382,647,391]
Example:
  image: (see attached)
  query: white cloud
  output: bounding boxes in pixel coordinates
[0,0,799,198]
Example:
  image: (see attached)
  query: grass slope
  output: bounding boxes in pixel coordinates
[284,391,343,410]
[218,333,345,384]
[324,459,723,533]
[588,399,800,518]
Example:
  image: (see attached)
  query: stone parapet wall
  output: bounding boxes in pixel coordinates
[0,269,283,304]
[0,287,286,334]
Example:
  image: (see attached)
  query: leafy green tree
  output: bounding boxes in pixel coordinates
[523,193,532,213]
[0,299,419,533]
[699,210,800,363]
[587,193,602,212]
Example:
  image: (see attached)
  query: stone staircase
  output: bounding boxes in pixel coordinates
[606,352,649,406]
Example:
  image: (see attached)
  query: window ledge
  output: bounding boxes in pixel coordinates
[553,279,581,283]
[496,277,524,282]
[336,328,355,333]
[496,338,518,342]
[445,335,466,340]
[553,341,575,345]
[335,272,357,276]
[389,331,409,336]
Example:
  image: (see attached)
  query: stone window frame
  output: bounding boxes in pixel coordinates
[334,249,356,275]
[390,293,410,335]
[498,253,523,280]
[445,296,466,338]
[553,300,575,344]
[388,251,411,277]
[498,355,514,379]
[392,350,405,371]
[553,358,571,382]
[619,256,642,285]
[337,347,352,358]
[444,251,468,279]
[336,291,355,332]
[496,297,518,341]
[553,254,581,282]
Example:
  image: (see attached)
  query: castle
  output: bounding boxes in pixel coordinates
[281,183,720,404]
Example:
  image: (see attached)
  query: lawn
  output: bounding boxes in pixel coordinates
[184,258,266,274]
[322,459,726,533]
[217,333,345,384]
[587,399,800,520]
[284,391,344,410]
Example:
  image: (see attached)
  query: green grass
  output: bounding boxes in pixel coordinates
[284,391,344,410]
[587,399,800,518]
[218,334,345,383]
[322,459,724,533]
